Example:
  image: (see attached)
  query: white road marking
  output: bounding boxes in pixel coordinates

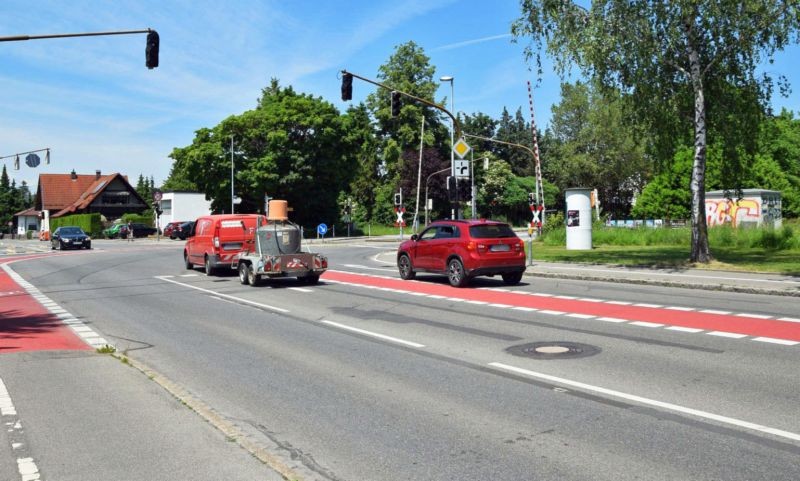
[489,362,800,442]
[706,331,748,339]
[288,287,313,293]
[427,295,447,299]
[566,313,595,319]
[488,303,513,308]
[634,303,663,308]
[597,317,627,323]
[778,317,800,323]
[539,310,566,316]
[179,274,198,277]
[606,300,632,305]
[154,276,289,313]
[465,300,488,305]
[17,457,40,480]
[578,298,604,303]
[700,309,732,315]
[554,295,577,300]
[734,313,772,319]
[629,321,665,328]
[512,307,538,312]
[665,306,696,311]
[752,337,799,346]
[666,326,704,333]
[0,378,17,416]
[321,320,425,348]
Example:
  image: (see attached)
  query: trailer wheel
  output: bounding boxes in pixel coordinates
[238,263,250,285]
[247,266,261,286]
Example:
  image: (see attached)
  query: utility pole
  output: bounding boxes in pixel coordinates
[230,135,234,214]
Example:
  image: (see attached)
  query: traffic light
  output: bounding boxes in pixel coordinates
[447,176,457,201]
[14,155,19,170]
[528,192,535,206]
[394,193,402,206]
[391,91,401,117]
[341,73,353,101]
[145,30,159,69]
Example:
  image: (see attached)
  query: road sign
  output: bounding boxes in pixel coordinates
[317,223,328,236]
[454,159,470,178]
[25,153,41,168]
[153,190,163,202]
[453,138,471,158]
[394,207,406,227]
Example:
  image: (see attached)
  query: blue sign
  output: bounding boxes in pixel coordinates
[25,153,41,168]
[317,223,328,236]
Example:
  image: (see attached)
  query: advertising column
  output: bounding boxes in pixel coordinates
[565,188,592,250]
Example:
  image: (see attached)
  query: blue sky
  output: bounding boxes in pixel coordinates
[1,0,798,192]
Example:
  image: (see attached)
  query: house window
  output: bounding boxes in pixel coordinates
[101,191,130,205]
[161,199,172,215]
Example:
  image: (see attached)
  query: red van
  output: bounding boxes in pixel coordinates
[184,214,266,275]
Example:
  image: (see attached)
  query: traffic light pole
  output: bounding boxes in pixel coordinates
[462,132,546,231]
[0,29,155,42]
[0,29,159,69]
[340,70,462,140]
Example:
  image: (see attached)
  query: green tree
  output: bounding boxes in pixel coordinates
[545,81,651,217]
[495,107,535,176]
[169,79,356,227]
[513,0,800,262]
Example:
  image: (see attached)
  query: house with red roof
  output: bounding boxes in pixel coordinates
[34,170,148,224]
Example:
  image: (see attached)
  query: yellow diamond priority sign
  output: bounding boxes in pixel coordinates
[453,138,471,158]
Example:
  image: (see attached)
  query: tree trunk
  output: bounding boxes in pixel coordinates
[685,19,712,263]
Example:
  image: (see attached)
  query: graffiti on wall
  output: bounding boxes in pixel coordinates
[706,198,760,227]
[705,196,782,227]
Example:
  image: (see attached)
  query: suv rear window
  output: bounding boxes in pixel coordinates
[469,224,516,239]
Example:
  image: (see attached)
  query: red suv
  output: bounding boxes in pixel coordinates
[397,219,526,287]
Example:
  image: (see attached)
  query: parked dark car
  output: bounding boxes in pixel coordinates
[173,220,195,240]
[128,223,158,238]
[163,221,183,239]
[51,226,92,250]
[396,219,526,287]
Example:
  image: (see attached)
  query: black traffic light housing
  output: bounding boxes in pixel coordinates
[394,193,402,206]
[528,192,536,206]
[447,176,457,201]
[341,73,353,101]
[391,91,401,117]
[145,30,159,69]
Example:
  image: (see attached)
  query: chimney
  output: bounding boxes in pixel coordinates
[96,170,101,179]
[70,169,77,180]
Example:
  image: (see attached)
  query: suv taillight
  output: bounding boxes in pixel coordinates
[467,241,487,253]
[514,241,523,251]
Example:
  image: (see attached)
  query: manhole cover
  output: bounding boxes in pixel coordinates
[506,342,600,360]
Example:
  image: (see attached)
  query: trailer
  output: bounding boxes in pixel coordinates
[234,201,327,286]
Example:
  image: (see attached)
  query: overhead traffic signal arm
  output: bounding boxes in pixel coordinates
[340,69,461,139]
[0,28,159,69]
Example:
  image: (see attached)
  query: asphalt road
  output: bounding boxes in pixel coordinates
[2,239,799,480]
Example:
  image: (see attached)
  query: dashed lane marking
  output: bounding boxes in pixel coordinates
[154,276,289,313]
[321,320,425,348]
[323,271,800,347]
[489,362,800,443]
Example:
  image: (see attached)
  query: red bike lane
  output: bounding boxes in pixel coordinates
[324,270,800,344]
[0,255,91,353]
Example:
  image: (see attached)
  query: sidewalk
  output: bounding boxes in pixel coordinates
[0,256,286,481]
[525,261,800,297]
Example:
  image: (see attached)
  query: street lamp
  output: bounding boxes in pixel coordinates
[230,135,234,214]
[440,75,456,219]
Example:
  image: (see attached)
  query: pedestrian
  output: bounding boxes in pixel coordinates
[127,221,133,242]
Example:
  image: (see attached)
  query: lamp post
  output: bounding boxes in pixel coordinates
[230,135,234,214]
[440,75,456,219]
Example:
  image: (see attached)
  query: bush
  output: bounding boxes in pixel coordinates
[50,213,103,237]
[121,213,154,226]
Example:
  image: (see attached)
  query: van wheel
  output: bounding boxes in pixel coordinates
[239,263,250,285]
[184,253,193,270]
[204,256,215,276]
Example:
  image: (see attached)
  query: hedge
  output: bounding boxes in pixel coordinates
[50,213,104,237]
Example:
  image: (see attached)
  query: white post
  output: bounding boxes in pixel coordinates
[230,135,234,215]
[413,117,424,233]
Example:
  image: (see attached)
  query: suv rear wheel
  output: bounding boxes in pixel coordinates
[447,258,469,287]
[398,254,415,280]
[501,271,523,285]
